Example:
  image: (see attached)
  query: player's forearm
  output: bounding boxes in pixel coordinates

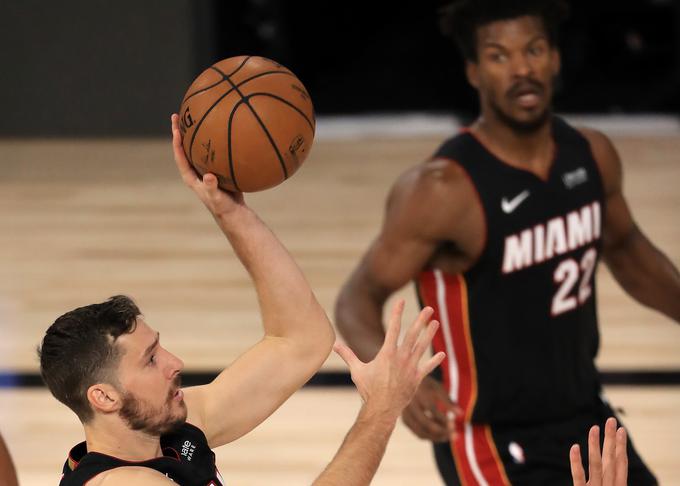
[215,208,334,342]
[313,406,398,486]
[335,278,388,362]
[605,228,680,322]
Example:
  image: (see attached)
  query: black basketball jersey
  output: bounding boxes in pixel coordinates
[417,117,605,427]
[59,422,224,485]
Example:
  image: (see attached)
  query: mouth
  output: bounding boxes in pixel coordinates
[173,389,184,402]
[508,82,543,109]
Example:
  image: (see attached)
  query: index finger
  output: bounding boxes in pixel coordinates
[569,444,586,486]
[171,114,200,186]
[383,299,405,350]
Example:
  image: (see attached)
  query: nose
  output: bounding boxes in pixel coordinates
[511,53,532,78]
[166,351,184,378]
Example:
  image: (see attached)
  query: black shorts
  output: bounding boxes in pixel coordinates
[432,397,657,486]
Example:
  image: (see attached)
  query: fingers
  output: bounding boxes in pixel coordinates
[383,299,405,350]
[587,425,602,486]
[401,306,434,353]
[411,319,440,367]
[333,342,362,370]
[420,350,445,379]
[601,418,617,485]
[615,426,628,486]
[569,444,586,486]
[402,402,452,442]
[170,114,199,186]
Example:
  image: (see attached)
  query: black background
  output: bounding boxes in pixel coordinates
[1,0,678,136]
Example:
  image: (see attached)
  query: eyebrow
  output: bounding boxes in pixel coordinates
[142,332,160,360]
[482,35,547,50]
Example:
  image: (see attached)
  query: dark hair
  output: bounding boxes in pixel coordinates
[38,295,140,422]
[439,0,570,61]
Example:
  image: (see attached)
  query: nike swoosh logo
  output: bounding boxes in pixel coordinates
[501,190,530,213]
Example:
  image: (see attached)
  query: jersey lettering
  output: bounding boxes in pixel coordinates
[502,201,601,274]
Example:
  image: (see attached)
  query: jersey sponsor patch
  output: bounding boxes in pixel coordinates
[562,167,588,189]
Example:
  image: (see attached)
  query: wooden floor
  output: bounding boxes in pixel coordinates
[0,127,679,484]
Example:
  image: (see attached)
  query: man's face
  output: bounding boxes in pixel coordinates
[467,15,560,132]
[115,318,187,436]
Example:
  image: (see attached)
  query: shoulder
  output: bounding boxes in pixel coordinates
[575,126,622,193]
[387,157,476,211]
[93,466,175,485]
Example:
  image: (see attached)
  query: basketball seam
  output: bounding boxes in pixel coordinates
[227,101,243,192]
[246,93,316,132]
[227,56,252,77]
[213,66,289,181]
[185,69,299,168]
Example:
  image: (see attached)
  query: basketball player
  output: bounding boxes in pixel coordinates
[37,114,446,486]
[0,430,18,486]
[334,1,680,484]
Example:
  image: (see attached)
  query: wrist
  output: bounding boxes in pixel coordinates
[358,401,400,431]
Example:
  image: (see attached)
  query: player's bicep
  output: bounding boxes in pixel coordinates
[580,127,637,254]
[182,336,313,448]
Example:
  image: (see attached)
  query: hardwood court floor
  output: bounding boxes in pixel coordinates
[0,386,678,485]
[1,133,678,372]
[0,129,679,484]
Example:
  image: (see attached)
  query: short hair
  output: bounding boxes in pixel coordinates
[439,0,570,61]
[38,295,140,422]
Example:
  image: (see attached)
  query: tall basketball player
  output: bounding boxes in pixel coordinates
[37,115,445,486]
[335,1,680,484]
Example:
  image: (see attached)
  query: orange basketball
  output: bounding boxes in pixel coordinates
[178,56,315,192]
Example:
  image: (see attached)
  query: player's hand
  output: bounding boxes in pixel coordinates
[570,417,628,486]
[171,113,246,218]
[333,300,446,422]
[401,375,460,443]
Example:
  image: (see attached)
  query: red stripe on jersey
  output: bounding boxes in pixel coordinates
[417,270,477,414]
[417,273,451,394]
[475,426,511,485]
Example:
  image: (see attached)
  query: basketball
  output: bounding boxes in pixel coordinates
[178,56,315,192]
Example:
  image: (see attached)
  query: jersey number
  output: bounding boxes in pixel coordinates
[552,248,597,315]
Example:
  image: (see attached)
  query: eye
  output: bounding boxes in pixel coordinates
[528,45,545,56]
[490,52,507,62]
[149,354,156,365]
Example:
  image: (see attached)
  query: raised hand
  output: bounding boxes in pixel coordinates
[333,300,446,421]
[171,113,245,219]
[570,417,628,486]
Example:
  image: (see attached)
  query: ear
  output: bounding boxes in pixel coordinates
[87,383,122,414]
[465,60,480,89]
[550,47,561,76]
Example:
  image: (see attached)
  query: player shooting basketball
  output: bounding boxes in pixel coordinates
[36,115,448,486]
[335,0,680,484]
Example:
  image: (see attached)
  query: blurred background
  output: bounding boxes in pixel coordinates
[1,0,678,136]
[1,1,679,485]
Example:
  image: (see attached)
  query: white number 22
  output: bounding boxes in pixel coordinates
[551,248,598,316]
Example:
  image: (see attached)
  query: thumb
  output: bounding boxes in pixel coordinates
[333,342,362,370]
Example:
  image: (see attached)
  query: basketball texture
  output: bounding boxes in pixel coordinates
[179,56,315,192]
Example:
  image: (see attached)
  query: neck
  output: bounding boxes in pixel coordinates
[84,418,162,461]
[471,112,554,171]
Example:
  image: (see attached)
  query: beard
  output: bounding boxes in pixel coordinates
[119,375,187,436]
[490,99,551,134]
[487,76,553,134]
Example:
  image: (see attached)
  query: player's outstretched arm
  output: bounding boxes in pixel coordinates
[570,417,628,486]
[313,300,446,486]
[170,114,335,447]
[581,128,680,323]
